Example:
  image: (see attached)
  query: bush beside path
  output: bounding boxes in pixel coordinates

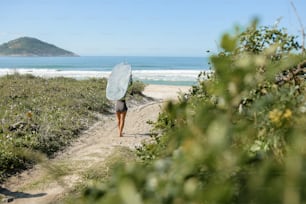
[1,100,163,204]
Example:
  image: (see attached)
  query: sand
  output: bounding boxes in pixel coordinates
[0,84,191,204]
[143,84,191,100]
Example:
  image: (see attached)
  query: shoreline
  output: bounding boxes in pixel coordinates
[0,68,207,86]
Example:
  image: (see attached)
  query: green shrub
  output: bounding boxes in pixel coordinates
[76,22,306,203]
[0,75,110,180]
[129,80,146,94]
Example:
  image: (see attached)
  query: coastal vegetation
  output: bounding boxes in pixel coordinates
[1,21,306,203]
[0,75,145,181]
[75,23,306,203]
[0,37,77,56]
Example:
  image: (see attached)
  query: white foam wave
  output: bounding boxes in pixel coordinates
[0,68,110,79]
[0,68,211,82]
[132,70,203,81]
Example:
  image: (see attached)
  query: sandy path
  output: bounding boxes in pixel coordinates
[0,85,190,204]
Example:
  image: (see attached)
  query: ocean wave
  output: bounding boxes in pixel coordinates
[132,70,204,81]
[0,68,212,84]
[0,68,110,79]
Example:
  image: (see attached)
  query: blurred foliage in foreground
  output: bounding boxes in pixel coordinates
[76,22,306,203]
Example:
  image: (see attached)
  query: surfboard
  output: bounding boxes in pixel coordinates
[106,63,132,100]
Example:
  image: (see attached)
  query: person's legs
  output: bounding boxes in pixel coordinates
[119,111,127,137]
[116,112,121,133]
[116,111,127,137]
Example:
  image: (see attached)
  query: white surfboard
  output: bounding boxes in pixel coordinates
[106,63,132,100]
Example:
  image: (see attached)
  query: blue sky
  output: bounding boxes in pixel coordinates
[0,0,305,56]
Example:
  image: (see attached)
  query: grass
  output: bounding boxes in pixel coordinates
[0,74,146,183]
[0,74,111,181]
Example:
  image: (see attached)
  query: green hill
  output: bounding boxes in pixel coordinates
[0,37,78,56]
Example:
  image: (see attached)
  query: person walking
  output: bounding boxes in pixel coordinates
[106,62,132,137]
[115,99,128,137]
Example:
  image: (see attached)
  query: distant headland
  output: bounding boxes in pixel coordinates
[0,37,78,57]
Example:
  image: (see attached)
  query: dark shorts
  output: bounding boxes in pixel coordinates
[116,100,128,112]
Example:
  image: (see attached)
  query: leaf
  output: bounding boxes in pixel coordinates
[221,34,237,52]
[119,178,143,204]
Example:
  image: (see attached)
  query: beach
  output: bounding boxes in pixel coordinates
[0,82,191,204]
[143,84,191,100]
[0,58,194,203]
[0,56,208,86]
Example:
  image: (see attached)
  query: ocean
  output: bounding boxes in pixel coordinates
[0,56,211,86]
